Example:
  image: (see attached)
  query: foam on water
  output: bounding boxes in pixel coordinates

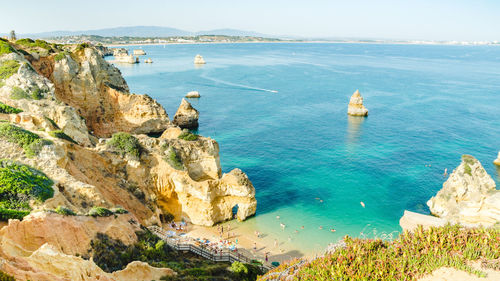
[112,43,500,256]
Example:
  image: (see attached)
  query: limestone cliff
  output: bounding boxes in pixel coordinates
[494,151,500,166]
[347,90,368,116]
[172,98,199,129]
[0,40,257,279]
[427,155,500,227]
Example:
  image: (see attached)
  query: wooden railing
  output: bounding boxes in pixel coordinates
[148,226,272,272]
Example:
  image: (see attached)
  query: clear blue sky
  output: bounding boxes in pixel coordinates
[1,0,499,41]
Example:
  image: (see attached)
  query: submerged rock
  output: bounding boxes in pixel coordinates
[427,155,500,227]
[494,151,500,166]
[347,90,368,116]
[173,98,199,129]
[194,54,206,64]
[185,91,200,98]
[144,58,153,63]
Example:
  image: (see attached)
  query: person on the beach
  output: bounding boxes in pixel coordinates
[274,239,278,248]
[265,252,268,262]
[319,226,323,230]
[253,242,257,250]
[330,228,336,232]
[360,201,365,208]
[301,226,304,229]
[280,223,286,230]
[276,215,280,220]
[254,230,259,238]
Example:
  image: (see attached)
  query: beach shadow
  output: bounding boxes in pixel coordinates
[269,250,304,263]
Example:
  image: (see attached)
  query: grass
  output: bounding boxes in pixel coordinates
[110,207,128,214]
[15,38,53,51]
[0,159,54,220]
[55,206,76,216]
[54,51,70,62]
[178,131,199,141]
[25,139,54,157]
[49,130,77,144]
[0,60,20,80]
[108,132,141,158]
[260,225,500,281]
[75,42,90,52]
[0,271,15,281]
[462,154,476,176]
[89,229,262,280]
[0,102,22,114]
[0,122,40,155]
[10,86,44,100]
[0,41,15,55]
[164,146,184,170]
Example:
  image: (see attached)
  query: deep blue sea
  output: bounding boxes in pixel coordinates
[110,43,500,256]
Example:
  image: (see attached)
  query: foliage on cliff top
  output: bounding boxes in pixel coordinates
[88,206,114,217]
[15,38,60,53]
[0,123,52,157]
[0,270,15,281]
[49,130,77,144]
[90,229,262,280]
[0,102,22,114]
[163,146,184,170]
[10,86,44,100]
[178,131,199,141]
[0,40,15,55]
[108,132,141,158]
[54,206,76,216]
[259,225,500,281]
[0,60,20,80]
[0,159,54,220]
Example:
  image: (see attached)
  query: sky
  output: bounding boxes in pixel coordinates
[1,0,499,41]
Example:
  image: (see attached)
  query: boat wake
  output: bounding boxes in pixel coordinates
[199,75,278,93]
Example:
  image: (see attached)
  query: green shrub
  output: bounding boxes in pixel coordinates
[55,205,76,216]
[164,147,183,170]
[10,87,30,100]
[0,60,20,80]
[0,102,22,114]
[0,159,54,220]
[15,38,35,46]
[0,122,42,155]
[108,132,141,158]
[0,208,30,220]
[178,131,198,141]
[111,207,128,214]
[25,139,53,157]
[49,130,77,144]
[0,40,15,55]
[31,86,44,100]
[54,51,69,62]
[76,43,90,52]
[88,206,113,217]
[16,38,52,50]
[44,116,59,129]
[0,270,15,281]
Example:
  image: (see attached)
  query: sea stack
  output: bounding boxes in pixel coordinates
[347,90,368,116]
[494,151,500,166]
[185,91,200,98]
[133,49,146,55]
[173,98,199,129]
[194,54,206,64]
[427,155,500,226]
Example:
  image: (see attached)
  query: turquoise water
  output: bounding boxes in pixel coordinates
[111,43,500,256]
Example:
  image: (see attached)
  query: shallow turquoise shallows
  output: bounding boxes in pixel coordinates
[111,43,500,256]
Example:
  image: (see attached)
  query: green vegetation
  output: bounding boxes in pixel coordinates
[0,159,54,220]
[25,139,53,157]
[54,51,70,62]
[31,86,44,100]
[108,132,141,158]
[164,147,184,170]
[0,40,15,55]
[462,154,476,176]
[0,122,43,155]
[44,116,59,129]
[267,225,500,281]
[10,87,30,100]
[88,206,114,217]
[16,38,52,50]
[0,60,20,80]
[49,130,77,144]
[0,102,22,114]
[55,205,76,216]
[75,42,90,52]
[178,131,199,141]
[90,230,261,280]
[0,270,15,281]
[110,207,128,214]
[231,261,263,281]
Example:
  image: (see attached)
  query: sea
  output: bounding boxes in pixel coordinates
[109,42,500,256]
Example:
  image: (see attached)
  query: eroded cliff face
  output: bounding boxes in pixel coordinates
[0,40,257,279]
[49,47,170,137]
[427,155,500,227]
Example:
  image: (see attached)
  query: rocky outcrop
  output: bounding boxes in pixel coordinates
[133,49,146,56]
[185,91,200,98]
[347,90,368,116]
[399,210,447,232]
[494,151,500,166]
[194,54,206,64]
[144,58,153,63]
[427,155,500,227]
[173,98,199,129]
[112,48,128,57]
[50,47,169,137]
[95,45,113,57]
[114,54,138,64]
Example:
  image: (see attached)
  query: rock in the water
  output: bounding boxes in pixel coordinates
[427,155,500,227]
[173,98,199,129]
[144,58,153,63]
[133,49,146,56]
[399,210,447,232]
[194,54,206,64]
[185,91,200,98]
[494,151,500,166]
[347,90,368,116]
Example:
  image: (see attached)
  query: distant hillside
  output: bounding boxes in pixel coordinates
[5,26,275,39]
